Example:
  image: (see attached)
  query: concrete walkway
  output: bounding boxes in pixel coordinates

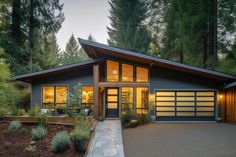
[86,120,125,157]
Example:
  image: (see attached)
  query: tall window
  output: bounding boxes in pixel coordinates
[121,87,134,114]
[136,67,148,82]
[136,87,149,114]
[107,60,119,82]
[122,64,133,82]
[43,85,68,109]
[82,86,94,110]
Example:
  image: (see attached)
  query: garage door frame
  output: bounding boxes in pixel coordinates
[155,90,217,121]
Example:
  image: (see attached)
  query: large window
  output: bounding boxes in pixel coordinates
[107,60,119,82]
[122,64,133,82]
[136,67,149,82]
[136,87,149,114]
[121,87,134,114]
[82,86,94,110]
[42,85,68,109]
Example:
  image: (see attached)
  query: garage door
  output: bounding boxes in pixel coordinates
[155,91,216,121]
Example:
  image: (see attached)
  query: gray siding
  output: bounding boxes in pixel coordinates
[31,66,93,106]
[150,66,222,93]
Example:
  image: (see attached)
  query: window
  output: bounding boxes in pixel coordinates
[107,60,119,82]
[122,64,133,82]
[136,87,149,114]
[82,86,94,110]
[136,67,148,82]
[122,87,134,114]
[42,85,68,109]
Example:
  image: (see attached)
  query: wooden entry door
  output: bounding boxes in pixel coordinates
[105,88,119,118]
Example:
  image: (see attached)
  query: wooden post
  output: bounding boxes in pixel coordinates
[93,64,100,119]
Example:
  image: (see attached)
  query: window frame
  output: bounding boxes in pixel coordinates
[41,84,69,109]
[135,86,149,115]
[121,63,134,82]
[136,66,149,83]
[106,60,120,82]
[81,85,94,110]
[105,59,150,83]
[121,87,134,114]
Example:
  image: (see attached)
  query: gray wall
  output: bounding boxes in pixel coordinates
[150,66,222,93]
[31,66,93,106]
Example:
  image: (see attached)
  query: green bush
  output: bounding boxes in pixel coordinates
[74,113,90,130]
[135,114,150,124]
[28,105,40,116]
[36,114,48,126]
[9,121,22,133]
[32,126,47,140]
[70,128,89,143]
[51,131,70,153]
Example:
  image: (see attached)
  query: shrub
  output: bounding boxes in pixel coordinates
[70,128,89,152]
[28,105,40,116]
[51,131,70,153]
[9,121,22,133]
[70,128,89,143]
[74,113,90,130]
[19,127,28,134]
[32,126,47,140]
[135,114,150,124]
[36,114,48,126]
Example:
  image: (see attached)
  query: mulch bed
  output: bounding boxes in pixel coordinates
[0,122,84,157]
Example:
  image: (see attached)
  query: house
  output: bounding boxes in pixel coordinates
[14,38,236,122]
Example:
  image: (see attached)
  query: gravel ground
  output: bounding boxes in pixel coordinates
[123,122,236,157]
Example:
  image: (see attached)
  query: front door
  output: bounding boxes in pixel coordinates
[105,87,119,118]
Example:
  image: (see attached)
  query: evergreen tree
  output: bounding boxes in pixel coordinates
[107,0,151,53]
[61,34,87,65]
[39,33,61,69]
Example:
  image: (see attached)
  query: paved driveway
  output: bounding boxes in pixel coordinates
[123,122,236,157]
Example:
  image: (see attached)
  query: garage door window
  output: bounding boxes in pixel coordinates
[156,91,215,120]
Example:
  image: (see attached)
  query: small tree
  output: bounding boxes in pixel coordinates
[66,83,82,116]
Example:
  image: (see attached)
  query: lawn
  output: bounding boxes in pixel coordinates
[123,122,236,157]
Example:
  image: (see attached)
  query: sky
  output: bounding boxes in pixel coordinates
[56,0,110,51]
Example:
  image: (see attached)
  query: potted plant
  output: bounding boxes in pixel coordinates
[70,128,89,152]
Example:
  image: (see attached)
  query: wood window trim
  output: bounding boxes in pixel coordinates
[42,85,69,109]
[81,85,94,109]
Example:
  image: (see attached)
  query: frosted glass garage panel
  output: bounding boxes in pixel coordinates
[156,107,175,111]
[176,92,195,96]
[197,107,214,111]
[156,97,175,101]
[196,92,214,96]
[177,102,195,106]
[177,112,195,116]
[177,107,195,111]
[156,92,175,96]
[197,97,214,101]
[177,97,195,101]
[196,112,214,116]
[156,112,175,116]
[196,102,214,106]
[156,102,175,106]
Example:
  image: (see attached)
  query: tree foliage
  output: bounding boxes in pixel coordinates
[107,0,151,53]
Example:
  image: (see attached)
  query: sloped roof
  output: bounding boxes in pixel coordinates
[13,59,100,82]
[78,38,236,82]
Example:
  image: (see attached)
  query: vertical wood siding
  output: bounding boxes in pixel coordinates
[224,87,236,122]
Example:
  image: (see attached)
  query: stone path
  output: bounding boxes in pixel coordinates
[86,120,125,157]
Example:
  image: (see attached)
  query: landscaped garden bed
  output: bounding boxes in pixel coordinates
[0,116,96,157]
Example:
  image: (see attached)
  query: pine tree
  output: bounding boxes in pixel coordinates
[107,0,151,53]
[61,34,86,65]
[39,33,61,69]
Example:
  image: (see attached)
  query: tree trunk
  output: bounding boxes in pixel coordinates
[203,34,208,69]
[12,0,21,44]
[29,0,34,72]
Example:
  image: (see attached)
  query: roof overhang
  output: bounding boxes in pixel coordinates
[13,59,101,83]
[79,38,236,82]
